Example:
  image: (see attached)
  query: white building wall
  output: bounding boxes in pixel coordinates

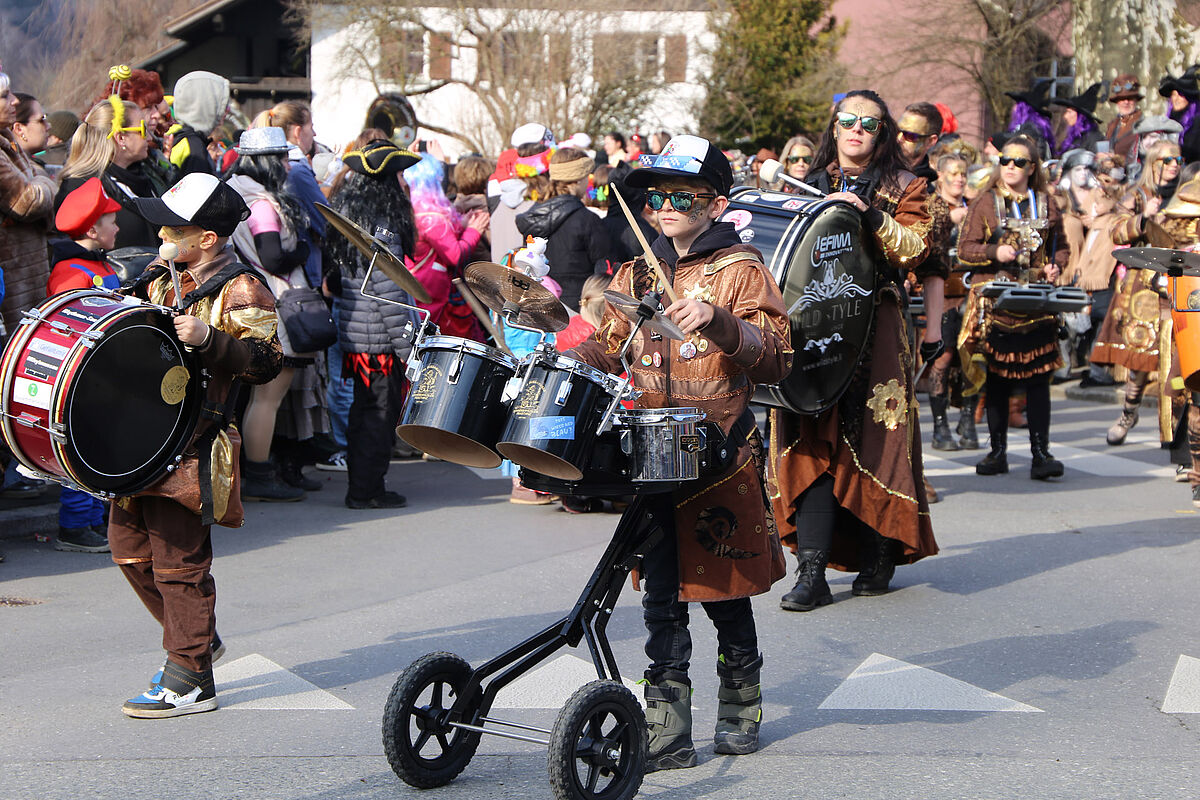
[310,4,714,157]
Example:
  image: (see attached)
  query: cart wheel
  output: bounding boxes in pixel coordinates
[548,680,647,800]
[382,651,482,788]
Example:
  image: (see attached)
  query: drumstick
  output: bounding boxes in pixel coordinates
[611,186,678,305]
[453,278,510,355]
[158,243,184,310]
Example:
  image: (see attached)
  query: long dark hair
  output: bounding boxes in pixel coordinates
[327,169,416,278]
[811,89,909,194]
[224,152,309,242]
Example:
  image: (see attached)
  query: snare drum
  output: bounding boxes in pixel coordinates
[616,408,706,482]
[0,289,202,496]
[497,351,623,481]
[396,335,520,468]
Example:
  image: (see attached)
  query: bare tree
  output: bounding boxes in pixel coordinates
[290,0,682,153]
[1072,0,1200,95]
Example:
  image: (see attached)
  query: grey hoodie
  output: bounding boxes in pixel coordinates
[173,71,230,135]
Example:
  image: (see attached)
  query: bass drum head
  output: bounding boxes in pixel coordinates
[62,309,201,493]
[723,189,876,414]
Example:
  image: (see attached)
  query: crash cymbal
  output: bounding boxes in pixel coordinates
[315,203,431,302]
[463,261,569,332]
[1114,246,1200,277]
[603,290,686,341]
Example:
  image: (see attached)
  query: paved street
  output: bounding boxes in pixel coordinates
[3,395,1199,800]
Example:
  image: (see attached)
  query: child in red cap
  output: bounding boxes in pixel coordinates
[49,177,123,295]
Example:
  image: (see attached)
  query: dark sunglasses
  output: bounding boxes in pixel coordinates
[1157,155,1185,165]
[646,189,716,212]
[998,156,1030,168]
[835,112,881,134]
[786,154,813,165]
[898,129,930,143]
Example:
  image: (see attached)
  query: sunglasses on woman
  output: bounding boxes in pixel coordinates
[835,112,881,134]
[647,189,717,212]
[786,154,813,165]
[998,156,1030,168]
[1157,155,1185,165]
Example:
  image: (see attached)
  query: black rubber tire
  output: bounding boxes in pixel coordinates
[548,680,647,800]
[382,651,481,788]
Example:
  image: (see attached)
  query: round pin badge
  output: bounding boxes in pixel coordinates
[652,351,662,368]
[680,341,698,359]
[641,354,653,366]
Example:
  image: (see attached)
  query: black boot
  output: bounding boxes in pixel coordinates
[852,532,897,596]
[975,432,1008,475]
[1030,432,1064,480]
[280,457,322,492]
[714,653,763,755]
[241,459,305,502]
[957,404,980,449]
[779,548,833,611]
[930,394,962,451]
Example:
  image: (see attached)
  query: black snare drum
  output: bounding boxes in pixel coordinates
[721,188,876,414]
[396,336,520,468]
[497,351,623,481]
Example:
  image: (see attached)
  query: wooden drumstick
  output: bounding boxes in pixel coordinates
[611,186,678,305]
[158,242,184,310]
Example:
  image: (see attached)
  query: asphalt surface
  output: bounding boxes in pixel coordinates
[2,394,1198,800]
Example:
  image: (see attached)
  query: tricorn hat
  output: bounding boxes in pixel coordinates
[1051,83,1102,125]
[1005,78,1053,116]
[342,139,420,179]
[1159,64,1200,102]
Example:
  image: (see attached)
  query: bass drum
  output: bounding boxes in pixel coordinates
[721,188,876,414]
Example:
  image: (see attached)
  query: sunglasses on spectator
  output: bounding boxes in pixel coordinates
[646,189,717,212]
[109,119,147,140]
[835,112,881,134]
[1157,156,1185,165]
[786,153,813,165]
[998,156,1030,168]
[898,129,932,143]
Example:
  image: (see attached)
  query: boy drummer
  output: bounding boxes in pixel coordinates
[112,173,282,718]
[568,135,791,768]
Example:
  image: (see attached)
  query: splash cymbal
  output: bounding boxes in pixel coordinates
[1115,247,1200,277]
[463,262,569,332]
[603,290,686,341]
[316,203,431,302]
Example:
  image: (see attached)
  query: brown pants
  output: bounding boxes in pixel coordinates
[109,496,216,673]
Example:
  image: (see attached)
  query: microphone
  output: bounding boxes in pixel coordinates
[759,158,825,198]
[158,242,185,310]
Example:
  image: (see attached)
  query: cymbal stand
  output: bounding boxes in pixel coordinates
[359,249,433,381]
[596,290,659,435]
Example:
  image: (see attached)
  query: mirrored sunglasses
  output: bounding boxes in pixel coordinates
[836,112,881,134]
[1157,155,1185,165]
[646,189,717,212]
[998,156,1030,168]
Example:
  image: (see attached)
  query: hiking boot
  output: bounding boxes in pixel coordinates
[54,526,110,553]
[345,491,407,509]
[779,548,832,611]
[643,678,697,772]
[1106,405,1139,446]
[852,532,897,596]
[123,661,217,719]
[714,653,763,755]
[241,460,305,502]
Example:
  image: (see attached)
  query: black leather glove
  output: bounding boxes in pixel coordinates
[919,339,945,363]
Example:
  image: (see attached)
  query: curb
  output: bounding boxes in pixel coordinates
[0,502,58,542]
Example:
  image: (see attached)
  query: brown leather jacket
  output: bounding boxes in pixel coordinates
[571,222,791,601]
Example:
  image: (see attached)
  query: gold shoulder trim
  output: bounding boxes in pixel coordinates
[704,252,766,276]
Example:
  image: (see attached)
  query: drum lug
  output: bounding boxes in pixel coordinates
[78,329,104,347]
[619,428,632,456]
[19,308,46,325]
[49,423,67,443]
[554,380,571,406]
[48,320,75,336]
[447,350,464,384]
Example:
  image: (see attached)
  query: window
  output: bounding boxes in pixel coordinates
[429,32,452,81]
[379,28,424,80]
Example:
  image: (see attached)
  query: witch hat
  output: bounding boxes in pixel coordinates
[1051,83,1102,125]
[1006,78,1053,116]
[1159,64,1200,102]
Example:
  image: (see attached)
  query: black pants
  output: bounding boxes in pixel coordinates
[986,372,1051,442]
[639,494,758,685]
[346,363,406,502]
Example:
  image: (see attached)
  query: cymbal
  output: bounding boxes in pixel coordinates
[315,203,431,302]
[463,262,569,332]
[1114,247,1200,277]
[603,290,686,341]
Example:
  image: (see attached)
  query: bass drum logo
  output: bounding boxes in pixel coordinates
[513,381,545,418]
[411,364,443,403]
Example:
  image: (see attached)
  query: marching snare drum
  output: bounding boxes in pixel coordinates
[721,188,876,414]
[0,289,202,496]
[497,349,624,481]
[616,407,706,483]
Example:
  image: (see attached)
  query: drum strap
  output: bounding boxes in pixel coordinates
[700,407,757,476]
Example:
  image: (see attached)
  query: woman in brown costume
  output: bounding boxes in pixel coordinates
[770,89,939,612]
[956,134,1068,479]
[1091,140,1183,447]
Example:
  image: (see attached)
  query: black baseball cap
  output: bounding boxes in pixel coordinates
[132,173,250,236]
[625,134,734,196]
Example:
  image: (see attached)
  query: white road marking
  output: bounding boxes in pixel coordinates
[489,653,645,709]
[213,654,354,710]
[1162,654,1200,713]
[818,653,1042,712]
